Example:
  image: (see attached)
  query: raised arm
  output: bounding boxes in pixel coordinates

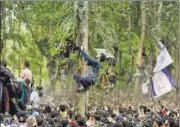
[81,50,99,65]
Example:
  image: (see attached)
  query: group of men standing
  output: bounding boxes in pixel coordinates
[0,60,41,116]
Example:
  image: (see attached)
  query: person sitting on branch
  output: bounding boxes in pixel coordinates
[73,46,106,92]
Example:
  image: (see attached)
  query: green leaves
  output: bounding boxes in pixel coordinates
[2,1,178,87]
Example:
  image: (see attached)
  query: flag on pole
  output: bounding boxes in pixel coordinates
[152,68,176,98]
[153,41,173,73]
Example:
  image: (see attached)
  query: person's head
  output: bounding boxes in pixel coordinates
[51,111,59,118]
[112,122,124,127]
[45,105,52,113]
[172,102,177,109]
[75,113,81,121]
[89,114,95,121]
[39,104,45,111]
[153,118,163,127]
[24,79,31,88]
[36,86,43,91]
[24,61,30,68]
[48,118,55,126]
[54,121,63,127]
[36,116,43,126]
[1,60,7,68]
[76,117,86,126]
[17,112,26,123]
[168,118,175,127]
[94,114,100,121]
[26,116,37,127]
[61,120,69,127]
[96,53,106,62]
[67,110,73,119]
[59,105,66,112]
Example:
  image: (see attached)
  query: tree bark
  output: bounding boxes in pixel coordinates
[47,58,56,86]
[39,53,43,86]
[134,1,146,99]
[75,1,89,118]
[137,2,145,68]
[156,2,162,38]
[128,6,134,83]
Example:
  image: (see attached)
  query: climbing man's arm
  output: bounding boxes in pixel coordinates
[81,50,98,65]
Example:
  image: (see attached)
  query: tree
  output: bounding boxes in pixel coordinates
[75,1,88,118]
[1,1,178,104]
[134,1,146,99]
[4,1,76,86]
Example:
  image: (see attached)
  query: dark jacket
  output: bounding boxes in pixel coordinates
[81,50,100,82]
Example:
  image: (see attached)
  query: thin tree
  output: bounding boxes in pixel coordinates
[75,1,89,117]
[134,1,146,99]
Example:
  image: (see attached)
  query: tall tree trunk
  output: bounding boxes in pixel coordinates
[128,7,134,83]
[134,1,146,99]
[11,2,16,74]
[1,3,4,60]
[39,27,44,86]
[0,1,3,116]
[13,28,15,74]
[156,2,162,38]
[137,2,145,68]
[47,58,56,86]
[75,1,88,117]
[39,53,43,86]
[18,42,21,76]
[48,22,56,86]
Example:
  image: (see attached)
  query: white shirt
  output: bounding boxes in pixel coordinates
[86,120,95,127]
[30,91,40,108]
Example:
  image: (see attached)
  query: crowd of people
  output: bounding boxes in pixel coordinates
[0,60,43,126]
[0,99,179,127]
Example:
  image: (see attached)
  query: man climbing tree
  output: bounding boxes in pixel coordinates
[73,46,106,92]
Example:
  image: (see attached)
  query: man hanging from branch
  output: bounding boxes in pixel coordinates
[73,46,106,92]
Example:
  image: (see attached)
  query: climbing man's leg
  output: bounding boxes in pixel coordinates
[80,77,95,88]
[73,73,84,90]
[73,73,95,92]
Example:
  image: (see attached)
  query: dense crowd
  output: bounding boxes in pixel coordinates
[0,101,179,127]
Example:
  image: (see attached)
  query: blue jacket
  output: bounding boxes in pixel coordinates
[81,50,100,82]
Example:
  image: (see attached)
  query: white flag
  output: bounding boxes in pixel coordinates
[152,69,175,98]
[153,41,173,72]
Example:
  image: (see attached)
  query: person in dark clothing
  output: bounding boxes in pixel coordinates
[0,60,13,115]
[73,47,106,92]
